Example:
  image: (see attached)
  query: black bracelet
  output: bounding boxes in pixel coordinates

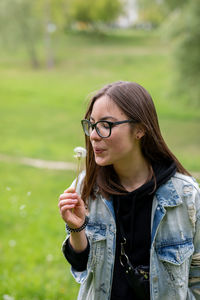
[66,216,89,233]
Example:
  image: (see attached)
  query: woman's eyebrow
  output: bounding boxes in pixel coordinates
[90,116,117,121]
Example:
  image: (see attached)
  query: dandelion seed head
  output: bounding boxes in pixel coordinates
[74,147,87,159]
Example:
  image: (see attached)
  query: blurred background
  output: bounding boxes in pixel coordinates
[0,0,199,299]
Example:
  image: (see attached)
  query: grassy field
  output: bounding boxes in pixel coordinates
[0,162,79,300]
[0,29,199,300]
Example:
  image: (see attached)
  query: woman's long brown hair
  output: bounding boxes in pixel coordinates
[81,81,190,203]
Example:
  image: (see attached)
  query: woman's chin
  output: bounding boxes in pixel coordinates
[95,157,110,167]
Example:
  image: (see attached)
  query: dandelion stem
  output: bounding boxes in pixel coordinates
[74,156,81,191]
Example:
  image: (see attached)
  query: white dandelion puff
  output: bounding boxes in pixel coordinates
[74,147,87,159]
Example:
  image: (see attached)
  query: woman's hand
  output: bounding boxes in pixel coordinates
[58,187,86,229]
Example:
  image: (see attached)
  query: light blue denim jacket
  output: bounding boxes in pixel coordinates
[62,172,200,300]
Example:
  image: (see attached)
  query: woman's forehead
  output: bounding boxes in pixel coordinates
[91,95,125,119]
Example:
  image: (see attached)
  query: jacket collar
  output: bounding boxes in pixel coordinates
[155,178,182,207]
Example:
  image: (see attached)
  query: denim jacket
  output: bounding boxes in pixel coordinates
[62,172,200,300]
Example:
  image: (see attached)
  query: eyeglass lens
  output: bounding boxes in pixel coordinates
[82,120,110,138]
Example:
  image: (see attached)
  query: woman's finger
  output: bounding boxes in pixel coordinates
[58,199,78,208]
[60,204,76,212]
[59,192,77,200]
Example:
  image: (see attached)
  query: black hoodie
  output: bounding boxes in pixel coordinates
[111,160,177,300]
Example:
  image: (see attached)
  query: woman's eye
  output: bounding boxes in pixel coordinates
[101,122,110,129]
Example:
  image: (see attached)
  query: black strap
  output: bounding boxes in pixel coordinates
[115,196,150,300]
[114,197,131,265]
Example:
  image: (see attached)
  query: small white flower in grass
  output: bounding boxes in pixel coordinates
[46,254,54,262]
[10,196,18,203]
[9,240,16,247]
[74,147,87,190]
[20,204,26,210]
[27,191,31,196]
[6,187,11,191]
[19,204,27,217]
[3,295,15,300]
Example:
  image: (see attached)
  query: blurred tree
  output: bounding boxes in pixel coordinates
[36,0,70,68]
[171,0,200,105]
[136,0,168,27]
[135,0,190,27]
[0,0,41,68]
[0,0,67,68]
[67,0,123,29]
[163,0,189,10]
[136,0,200,105]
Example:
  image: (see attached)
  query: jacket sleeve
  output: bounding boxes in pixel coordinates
[188,186,200,299]
[61,171,92,283]
[62,237,90,271]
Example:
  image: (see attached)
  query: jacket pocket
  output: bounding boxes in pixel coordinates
[157,239,194,265]
[156,239,194,287]
[86,222,107,242]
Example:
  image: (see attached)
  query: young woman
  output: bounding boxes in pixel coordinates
[58,81,200,300]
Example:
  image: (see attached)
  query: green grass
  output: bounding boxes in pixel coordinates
[160,119,200,172]
[0,29,199,299]
[0,162,79,300]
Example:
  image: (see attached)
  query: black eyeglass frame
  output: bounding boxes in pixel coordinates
[81,119,136,138]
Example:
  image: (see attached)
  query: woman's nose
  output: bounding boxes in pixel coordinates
[90,127,101,141]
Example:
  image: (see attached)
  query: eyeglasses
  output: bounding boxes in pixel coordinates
[81,119,135,138]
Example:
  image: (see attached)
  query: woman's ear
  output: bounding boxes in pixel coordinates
[135,125,145,140]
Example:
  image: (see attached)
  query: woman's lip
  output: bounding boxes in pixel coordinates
[93,148,105,154]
